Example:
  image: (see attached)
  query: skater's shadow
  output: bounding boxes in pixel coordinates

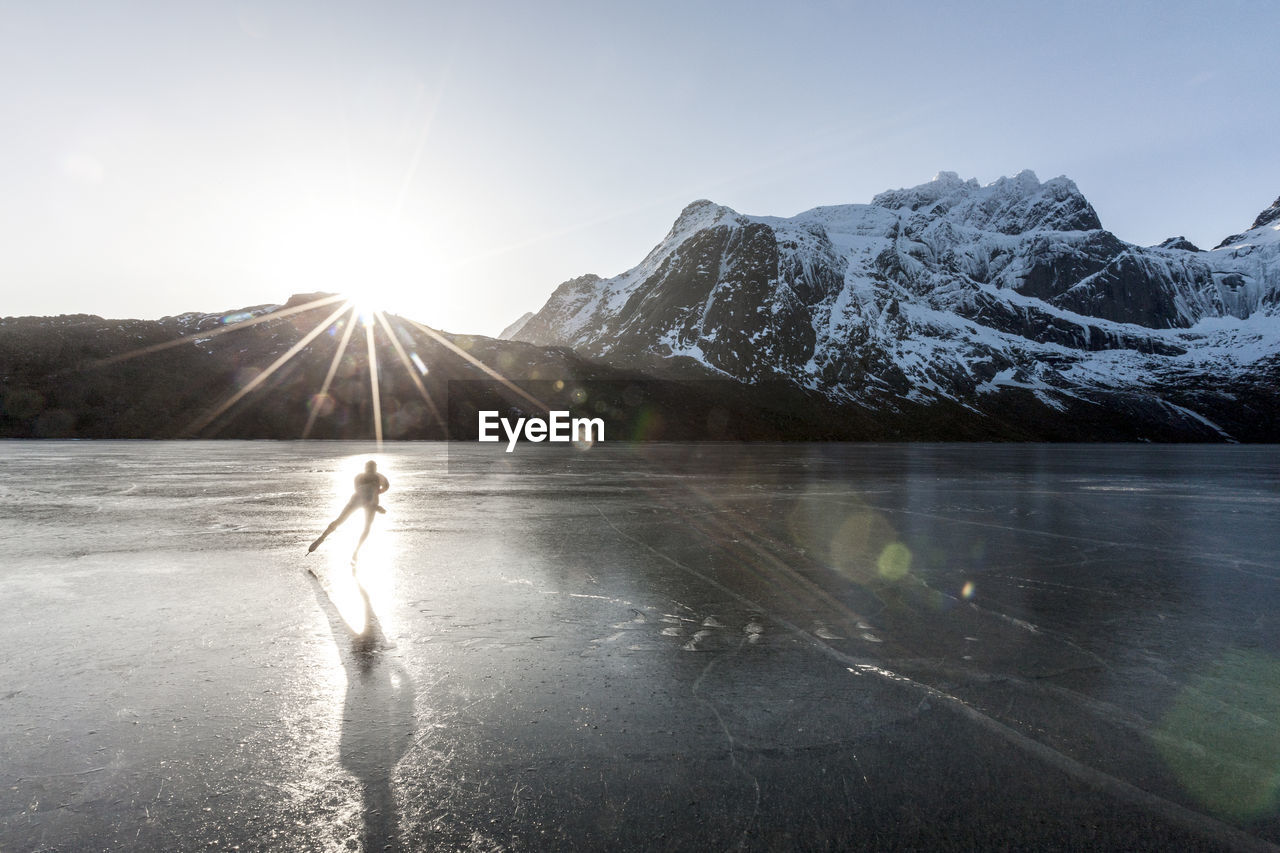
[310,572,416,852]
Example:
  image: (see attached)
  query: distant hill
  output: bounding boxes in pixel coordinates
[0,294,869,441]
[0,295,624,440]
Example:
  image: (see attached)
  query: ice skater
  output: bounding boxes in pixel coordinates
[309,460,390,563]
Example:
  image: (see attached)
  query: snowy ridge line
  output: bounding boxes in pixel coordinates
[592,507,1278,852]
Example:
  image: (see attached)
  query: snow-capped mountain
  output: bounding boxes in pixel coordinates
[511,171,1280,440]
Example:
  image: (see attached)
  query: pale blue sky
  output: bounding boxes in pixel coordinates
[3,1,1277,335]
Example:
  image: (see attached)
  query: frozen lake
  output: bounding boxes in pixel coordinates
[2,440,1279,851]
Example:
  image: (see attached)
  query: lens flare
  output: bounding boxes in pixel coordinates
[876,542,912,581]
[1155,649,1280,821]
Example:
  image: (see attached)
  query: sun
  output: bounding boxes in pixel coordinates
[269,203,438,318]
[94,186,549,445]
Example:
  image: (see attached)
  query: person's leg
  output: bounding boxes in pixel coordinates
[310,501,357,552]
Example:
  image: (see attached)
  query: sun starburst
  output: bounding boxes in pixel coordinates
[83,283,553,446]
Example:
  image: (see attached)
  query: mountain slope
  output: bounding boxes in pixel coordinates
[511,171,1280,440]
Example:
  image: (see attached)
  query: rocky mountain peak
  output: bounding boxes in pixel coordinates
[1215,193,1280,249]
[871,171,1100,234]
[666,199,740,238]
[1155,236,1202,252]
[870,171,980,212]
[1251,195,1280,231]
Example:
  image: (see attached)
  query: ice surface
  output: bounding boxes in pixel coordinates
[2,441,1279,850]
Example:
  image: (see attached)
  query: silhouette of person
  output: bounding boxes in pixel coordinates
[309,460,390,562]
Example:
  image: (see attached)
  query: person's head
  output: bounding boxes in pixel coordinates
[365,460,377,473]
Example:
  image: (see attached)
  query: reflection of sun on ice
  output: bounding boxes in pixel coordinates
[269,204,439,319]
[322,521,397,638]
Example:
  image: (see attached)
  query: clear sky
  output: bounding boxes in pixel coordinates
[3,0,1278,336]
